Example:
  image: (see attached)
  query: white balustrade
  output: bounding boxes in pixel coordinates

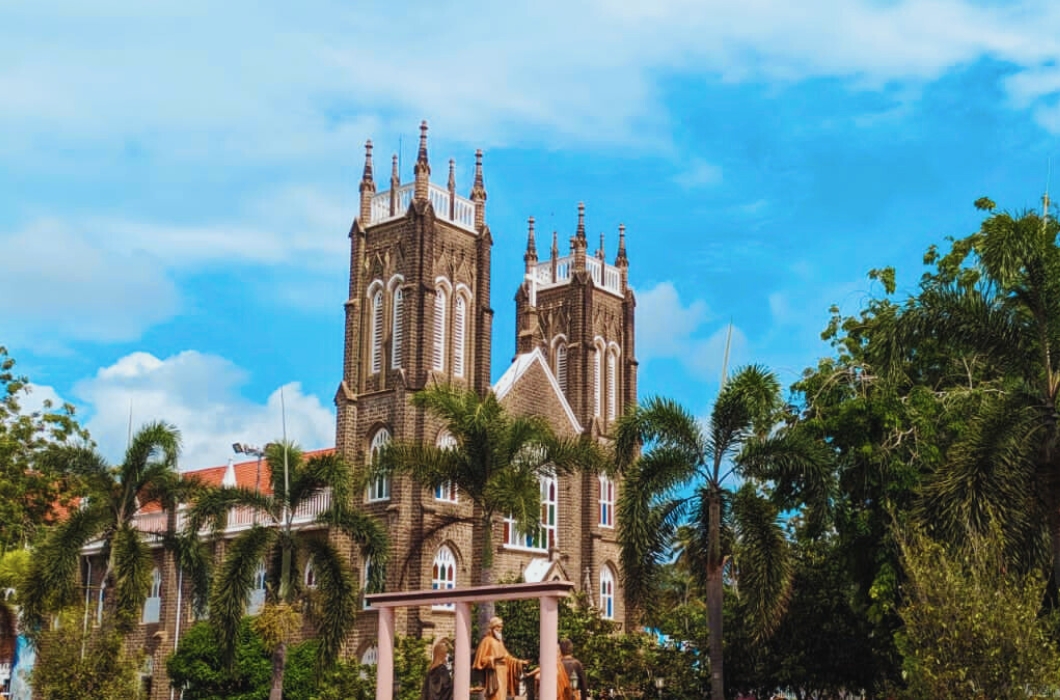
[533,256,622,296]
[368,183,476,232]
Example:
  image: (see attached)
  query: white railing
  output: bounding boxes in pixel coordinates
[369,183,476,232]
[533,256,622,296]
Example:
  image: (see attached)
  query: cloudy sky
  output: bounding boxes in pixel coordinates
[4,0,1059,469]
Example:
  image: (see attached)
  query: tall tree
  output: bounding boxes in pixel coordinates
[21,421,192,634]
[188,442,388,700]
[0,345,91,552]
[615,366,829,700]
[374,385,601,631]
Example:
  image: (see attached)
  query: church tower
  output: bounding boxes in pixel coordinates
[335,122,493,639]
[515,203,638,437]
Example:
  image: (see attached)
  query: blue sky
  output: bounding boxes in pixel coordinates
[4,0,1060,469]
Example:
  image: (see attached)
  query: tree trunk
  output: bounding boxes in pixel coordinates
[477,514,496,636]
[706,490,725,700]
[269,639,287,700]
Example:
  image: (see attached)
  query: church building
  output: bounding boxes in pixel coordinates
[63,121,638,699]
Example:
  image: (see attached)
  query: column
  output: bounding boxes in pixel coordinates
[539,596,559,700]
[454,602,473,700]
[376,608,395,700]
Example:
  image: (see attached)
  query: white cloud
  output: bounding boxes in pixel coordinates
[3,0,1060,162]
[70,350,335,471]
[674,159,723,189]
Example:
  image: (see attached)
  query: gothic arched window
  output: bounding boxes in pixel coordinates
[599,474,615,527]
[142,567,162,623]
[554,340,568,394]
[453,294,468,378]
[431,545,457,610]
[600,566,616,619]
[391,286,404,370]
[248,560,267,614]
[433,286,448,372]
[370,289,384,375]
[367,428,391,502]
[435,431,458,502]
[607,347,619,421]
[593,343,604,418]
[304,560,317,589]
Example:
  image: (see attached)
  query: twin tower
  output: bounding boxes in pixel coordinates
[333,122,638,636]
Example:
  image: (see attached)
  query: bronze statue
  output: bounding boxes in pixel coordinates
[421,639,453,700]
[473,617,527,700]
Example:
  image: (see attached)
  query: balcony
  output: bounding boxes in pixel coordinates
[369,183,476,232]
[533,255,623,297]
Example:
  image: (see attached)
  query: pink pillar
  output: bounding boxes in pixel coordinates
[454,602,473,700]
[376,608,395,700]
[539,596,559,700]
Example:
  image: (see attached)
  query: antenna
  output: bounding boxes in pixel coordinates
[280,385,290,524]
[1044,157,1052,234]
[127,399,133,450]
[720,319,734,388]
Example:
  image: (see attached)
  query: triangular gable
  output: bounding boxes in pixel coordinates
[523,557,570,583]
[493,348,582,436]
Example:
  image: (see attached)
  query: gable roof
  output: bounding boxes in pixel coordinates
[492,347,583,435]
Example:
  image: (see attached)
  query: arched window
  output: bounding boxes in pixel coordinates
[555,341,568,394]
[607,348,618,421]
[370,289,384,374]
[453,294,467,378]
[431,545,457,610]
[361,646,378,666]
[367,429,391,502]
[600,566,615,620]
[434,431,458,502]
[593,346,603,418]
[142,567,162,623]
[391,287,404,370]
[304,560,317,589]
[248,560,267,614]
[599,474,615,528]
[433,286,448,371]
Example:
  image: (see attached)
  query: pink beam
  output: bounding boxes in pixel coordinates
[454,602,472,700]
[375,608,395,700]
[540,595,559,700]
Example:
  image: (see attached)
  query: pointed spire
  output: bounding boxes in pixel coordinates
[525,216,538,267]
[359,140,376,223]
[576,201,586,241]
[551,230,559,259]
[597,232,606,260]
[389,154,400,215]
[616,223,628,264]
[448,159,457,219]
[470,149,487,230]
[414,120,431,202]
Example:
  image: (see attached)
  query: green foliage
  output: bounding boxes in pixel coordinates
[394,635,431,700]
[0,346,91,552]
[895,529,1060,700]
[166,620,375,700]
[30,609,144,700]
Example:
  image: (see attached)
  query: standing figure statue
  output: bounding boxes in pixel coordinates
[422,639,454,700]
[525,645,573,700]
[473,616,527,700]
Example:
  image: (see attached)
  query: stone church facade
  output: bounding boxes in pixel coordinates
[60,122,637,699]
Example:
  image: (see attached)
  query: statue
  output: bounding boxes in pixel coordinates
[473,616,527,700]
[421,639,453,700]
[525,645,573,700]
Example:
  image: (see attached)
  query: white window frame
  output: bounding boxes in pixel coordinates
[367,428,391,502]
[370,288,384,375]
[142,567,162,623]
[599,474,615,528]
[593,345,603,418]
[607,347,618,421]
[431,545,457,610]
[434,431,458,502]
[433,285,448,372]
[503,473,557,551]
[600,566,615,620]
[391,286,404,370]
[553,336,568,394]
[453,293,468,378]
[248,560,267,615]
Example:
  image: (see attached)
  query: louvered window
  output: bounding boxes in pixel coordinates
[607,350,618,420]
[391,287,404,369]
[555,342,567,394]
[433,288,447,371]
[593,348,602,417]
[370,290,384,374]
[453,295,467,377]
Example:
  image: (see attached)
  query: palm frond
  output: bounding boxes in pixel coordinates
[209,525,276,664]
[111,524,152,631]
[302,537,358,669]
[730,484,793,640]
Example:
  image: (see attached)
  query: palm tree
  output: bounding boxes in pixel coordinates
[615,366,829,700]
[373,385,601,631]
[20,421,193,634]
[887,202,1060,583]
[187,441,388,700]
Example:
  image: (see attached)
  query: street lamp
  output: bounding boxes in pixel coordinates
[653,676,665,700]
[232,443,267,493]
